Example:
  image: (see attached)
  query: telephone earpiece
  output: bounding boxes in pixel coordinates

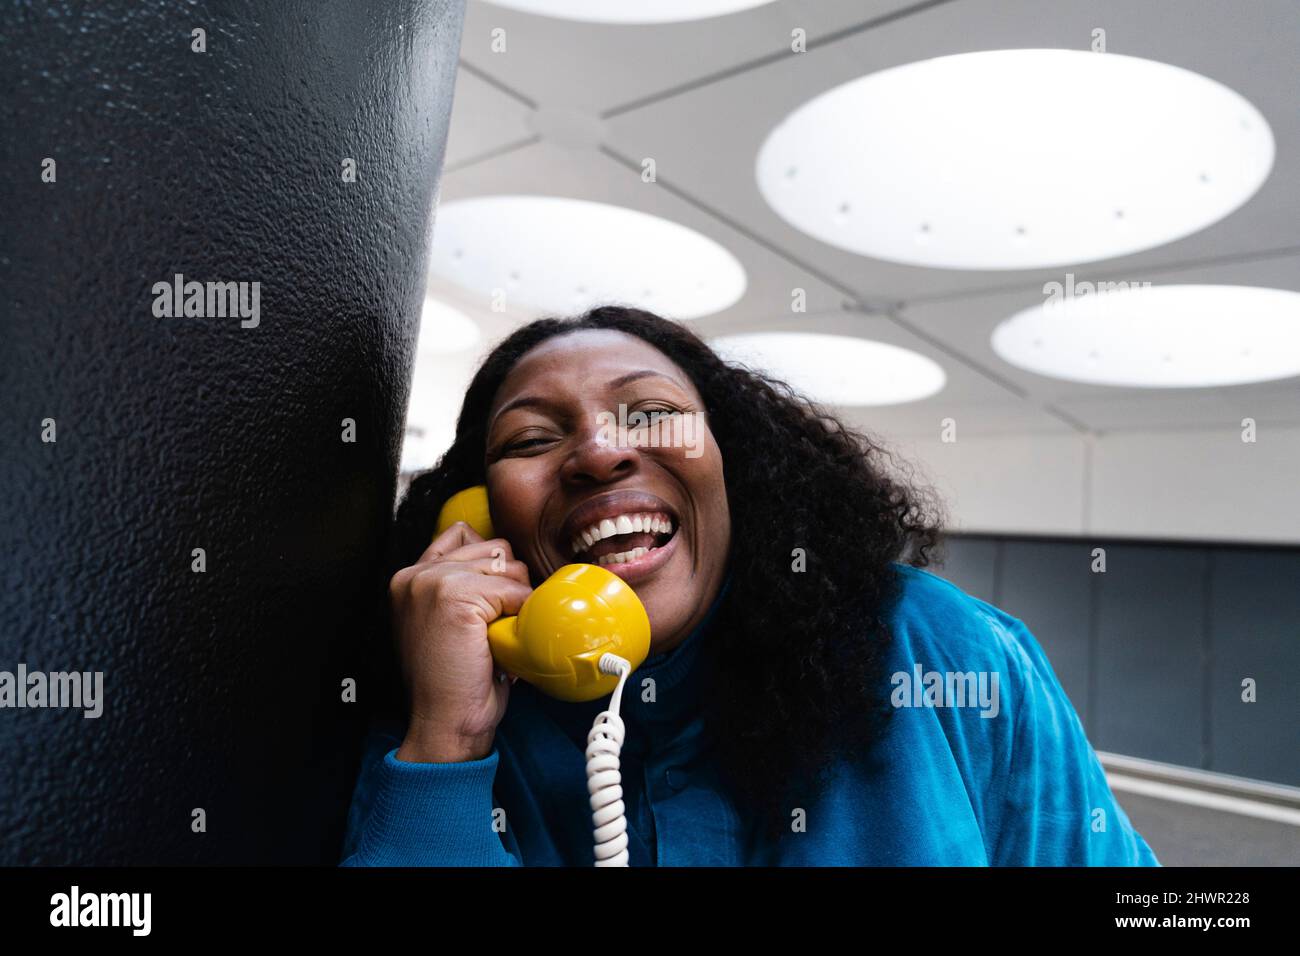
[435,485,651,703]
[435,485,495,541]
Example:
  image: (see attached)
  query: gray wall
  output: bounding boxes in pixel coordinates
[932,535,1300,786]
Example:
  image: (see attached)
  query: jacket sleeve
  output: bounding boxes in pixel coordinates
[988,613,1161,867]
[339,722,523,867]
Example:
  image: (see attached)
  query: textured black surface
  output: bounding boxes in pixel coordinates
[0,0,464,863]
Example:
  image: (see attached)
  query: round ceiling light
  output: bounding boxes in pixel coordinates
[430,195,747,319]
[992,284,1300,388]
[757,49,1275,270]
[482,0,778,24]
[416,296,481,355]
[709,332,946,405]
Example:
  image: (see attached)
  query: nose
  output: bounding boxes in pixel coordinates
[559,419,641,487]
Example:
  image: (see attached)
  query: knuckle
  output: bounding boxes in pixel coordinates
[388,566,416,596]
[408,565,445,596]
[442,599,484,630]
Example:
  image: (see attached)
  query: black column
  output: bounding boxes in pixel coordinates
[0,0,464,863]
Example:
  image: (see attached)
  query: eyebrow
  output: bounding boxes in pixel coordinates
[490,369,685,425]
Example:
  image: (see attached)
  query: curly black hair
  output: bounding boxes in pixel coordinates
[373,305,947,837]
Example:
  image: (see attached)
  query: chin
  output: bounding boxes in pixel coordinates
[643,598,693,653]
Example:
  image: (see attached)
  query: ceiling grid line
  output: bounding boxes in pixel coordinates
[598,0,962,119]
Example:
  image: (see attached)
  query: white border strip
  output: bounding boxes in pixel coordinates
[1106,772,1300,826]
[1098,750,1300,802]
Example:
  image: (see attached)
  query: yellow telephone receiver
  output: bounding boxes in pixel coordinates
[434,484,652,866]
[434,485,651,703]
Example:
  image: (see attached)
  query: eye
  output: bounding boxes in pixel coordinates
[504,436,553,452]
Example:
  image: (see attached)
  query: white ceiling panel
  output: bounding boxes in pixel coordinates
[890,433,1089,534]
[1055,384,1300,434]
[460,0,921,114]
[1090,426,1300,542]
[419,0,1299,540]
[843,399,1080,441]
[432,138,849,324]
[714,309,1077,438]
[599,0,1300,302]
[442,67,537,169]
[899,250,1300,431]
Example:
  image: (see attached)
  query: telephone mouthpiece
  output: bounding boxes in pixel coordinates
[486,563,651,702]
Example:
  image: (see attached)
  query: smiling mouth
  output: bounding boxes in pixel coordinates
[567,512,678,568]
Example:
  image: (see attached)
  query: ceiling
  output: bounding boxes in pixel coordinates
[415,0,1300,453]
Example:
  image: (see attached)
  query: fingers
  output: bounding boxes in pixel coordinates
[390,554,533,603]
[481,573,535,618]
[421,521,527,566]
[416,523,529,583]
[417,519,483,563]
[455,551,531,588]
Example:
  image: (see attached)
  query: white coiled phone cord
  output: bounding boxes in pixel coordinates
[586,653,632,867]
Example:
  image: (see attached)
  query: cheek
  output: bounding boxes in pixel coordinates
[702,454,730,536]
[488,470,545,543]
[694,431,726,492]
[678,439,728,524]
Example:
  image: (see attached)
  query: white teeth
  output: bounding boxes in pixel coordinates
[597,546,649,567]
[569,510,678,555]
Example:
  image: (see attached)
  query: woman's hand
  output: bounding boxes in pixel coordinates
[388,521,534,763]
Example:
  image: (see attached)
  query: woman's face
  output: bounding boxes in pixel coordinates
[484,329,731,654]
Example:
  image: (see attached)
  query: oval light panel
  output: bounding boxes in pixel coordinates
[992,285,1300,387]
[430,196,747,319]
[483,0,778,24]
[710,332,946,405]
[416,296,481,355]
[757,50,1275,270]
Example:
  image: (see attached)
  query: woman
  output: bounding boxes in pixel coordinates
[340,305,1160,867]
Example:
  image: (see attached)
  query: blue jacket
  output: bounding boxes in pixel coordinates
[340,564,1160,866]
